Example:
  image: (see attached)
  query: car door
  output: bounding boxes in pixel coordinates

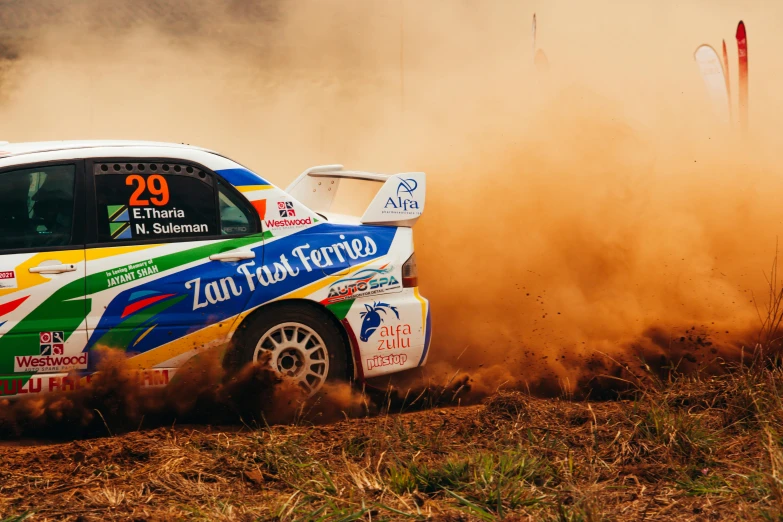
[0,162,88,395]
[84,159,262,371]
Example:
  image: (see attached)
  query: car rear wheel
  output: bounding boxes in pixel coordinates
[232,304,349,395]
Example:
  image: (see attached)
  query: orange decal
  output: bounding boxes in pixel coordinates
[126,175,148,206]
[147,175,170,206]
[126,174,170,207]
[251,199,267,219]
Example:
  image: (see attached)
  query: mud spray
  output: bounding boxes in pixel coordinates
[1,0,783,435]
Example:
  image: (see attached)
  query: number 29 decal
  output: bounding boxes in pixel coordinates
[126,174,170,206]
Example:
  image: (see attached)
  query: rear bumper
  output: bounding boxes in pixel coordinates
[340,288,431,379]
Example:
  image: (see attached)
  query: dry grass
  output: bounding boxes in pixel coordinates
[2,361,783,520]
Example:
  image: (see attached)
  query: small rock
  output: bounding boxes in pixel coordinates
[72,451,86,463]
[243,469,264,485]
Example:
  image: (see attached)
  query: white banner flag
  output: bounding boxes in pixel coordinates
[694,44,730,124]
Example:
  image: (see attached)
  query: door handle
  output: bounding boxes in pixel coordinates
[209,251,256,262]
[29,264,77,274]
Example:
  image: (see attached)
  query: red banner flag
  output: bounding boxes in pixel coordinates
[736,21,748,133]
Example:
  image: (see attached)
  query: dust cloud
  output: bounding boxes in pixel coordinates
[0,347,375,438]
[0,0,782,404]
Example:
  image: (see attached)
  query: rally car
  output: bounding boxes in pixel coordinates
[0,141,431,397]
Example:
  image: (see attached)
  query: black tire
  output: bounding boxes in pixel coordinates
[230,303,349,395]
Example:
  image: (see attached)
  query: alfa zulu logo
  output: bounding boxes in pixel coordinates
[358,302,413,350]
[359,302,399,342]
[40,331,64,355]
[278,201,296,218]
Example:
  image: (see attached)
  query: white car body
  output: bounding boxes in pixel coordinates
[0,141,431,396]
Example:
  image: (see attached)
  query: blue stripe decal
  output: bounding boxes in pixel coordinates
[216,168,271,187]
[418,305,432,366]
[88,224,397,355]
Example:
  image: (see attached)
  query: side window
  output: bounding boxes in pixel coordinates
[0,164,76,250]
[94,162,218,243]
[218,180,257,235]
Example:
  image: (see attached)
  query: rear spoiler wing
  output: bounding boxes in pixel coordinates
[285,164,426,227]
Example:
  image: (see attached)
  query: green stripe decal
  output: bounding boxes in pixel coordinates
[0,231,273,379]
[327,299,355,321]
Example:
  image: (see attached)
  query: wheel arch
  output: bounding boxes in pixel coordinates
[231,298,359,381]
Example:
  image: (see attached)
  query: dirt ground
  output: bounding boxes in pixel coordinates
[1,361,782,521]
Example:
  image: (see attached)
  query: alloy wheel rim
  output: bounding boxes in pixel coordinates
[254,322,329,395]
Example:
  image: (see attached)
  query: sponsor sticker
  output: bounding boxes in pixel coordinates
[0,271,18,289]
[322,266,400,305]
[359,302,399,342]
[375,323,413,351]
[278,201,296,218]
[186,235,379,311]
[0,377,44,395]
[38,330,65,355]
[46,374,92,393]
[356,302,412,350]
[104,259,160,289]
[383,178,421,215]
[0,369,173,396]
[138,368,171,387]
[366,353,408,370]
[265,216,313,229]
[265,201,312,230]
[14,353,88,373]
[14,331,88,373]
